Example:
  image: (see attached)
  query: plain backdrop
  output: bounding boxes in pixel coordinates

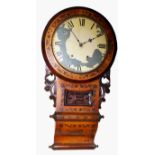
[0,0,155,155]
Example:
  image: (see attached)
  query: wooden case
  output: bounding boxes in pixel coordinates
[42,7,117,149]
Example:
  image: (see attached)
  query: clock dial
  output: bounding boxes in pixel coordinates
[52,17,108,73]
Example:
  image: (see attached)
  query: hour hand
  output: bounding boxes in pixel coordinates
[81,38,93,46]
[81,33,103,46]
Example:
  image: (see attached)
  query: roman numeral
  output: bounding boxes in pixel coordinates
[96,33,103,37]
[77,66,81,71]
[98,44,106,48]
[91,23,95,29]
[55,41,61,46]
[79,66,81,71]
[79,18,85,26]
[67,20,74,28]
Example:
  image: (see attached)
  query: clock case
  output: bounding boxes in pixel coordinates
[42,7,117,150]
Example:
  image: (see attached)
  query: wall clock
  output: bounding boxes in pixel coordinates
[42,7,117,150]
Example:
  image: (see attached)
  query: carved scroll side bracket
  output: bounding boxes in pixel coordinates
[44,66,56,107]
[99,70,111,109]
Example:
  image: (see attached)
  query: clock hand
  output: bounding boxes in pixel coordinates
[81,33,104,46]
[69,28,82,46]
[81,38,93,46]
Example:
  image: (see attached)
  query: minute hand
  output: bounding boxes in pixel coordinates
[70,29,81,45]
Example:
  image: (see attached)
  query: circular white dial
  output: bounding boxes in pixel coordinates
[52,16,108,73]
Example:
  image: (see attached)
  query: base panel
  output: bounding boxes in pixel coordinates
[50,143,98,150]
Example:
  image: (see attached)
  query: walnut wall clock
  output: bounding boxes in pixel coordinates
[42,7,117,150]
